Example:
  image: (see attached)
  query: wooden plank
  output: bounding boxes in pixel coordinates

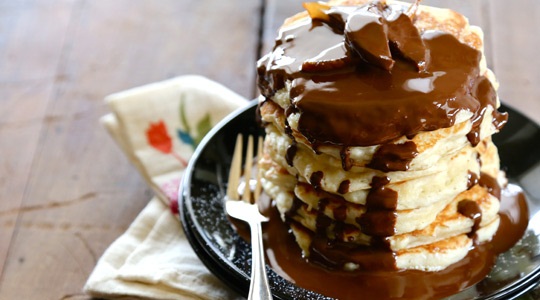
[0,0,262,299]
[487,0,540,123]
[0,0,75,277]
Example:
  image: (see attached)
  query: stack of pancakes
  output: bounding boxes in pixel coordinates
[257,0,508,272]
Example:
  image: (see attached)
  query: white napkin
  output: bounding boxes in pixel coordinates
[84,75,247,300]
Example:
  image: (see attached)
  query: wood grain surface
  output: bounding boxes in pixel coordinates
[0,1,538,299]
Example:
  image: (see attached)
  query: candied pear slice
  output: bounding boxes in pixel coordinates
[345,11,394,71]
[301,42,353,73]
[386,13,427,71]
[303,2,332,23]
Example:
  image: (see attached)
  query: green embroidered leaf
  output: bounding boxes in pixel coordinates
[179,97,191,134]
[194,114,212,147]
[177,129,195,147]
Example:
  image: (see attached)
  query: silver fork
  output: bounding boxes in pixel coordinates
[225,134,273,300]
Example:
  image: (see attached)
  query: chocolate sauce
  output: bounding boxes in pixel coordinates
[490,184,529,253]
[365,176,398,210]
[386,12,427,71]
[333,203,348,222]
[262,184,529,300]
[288,182,395,269]
[367,141,419,172]
[308,235,396,271]
[358,176,398,236]
[357,210,397,237]
[285,195,304,219]
[457,199,482,239]
[467,171,479,189]
[338,179,351,194]
[479,172,502,200]
[316,198,333,235]
[467,77,509,146]
[257,4,507,147]
[345,10,394,71]
[310,171,324,190]
[340,147,353,171]
[283,105,298,137]
[285,141,298,166]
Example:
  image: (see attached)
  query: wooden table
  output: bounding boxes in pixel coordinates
[0,1,538,299]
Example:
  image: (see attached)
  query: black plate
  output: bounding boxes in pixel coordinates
[179,100,540,300]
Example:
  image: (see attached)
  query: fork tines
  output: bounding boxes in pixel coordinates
[227,134,263,204]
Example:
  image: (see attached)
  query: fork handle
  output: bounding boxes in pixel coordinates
[248,221,273,300]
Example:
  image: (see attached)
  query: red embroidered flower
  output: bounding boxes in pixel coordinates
[169,199,179,215]
[146,120,172,154]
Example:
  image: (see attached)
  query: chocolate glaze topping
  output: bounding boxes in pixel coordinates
[257,2,508,147]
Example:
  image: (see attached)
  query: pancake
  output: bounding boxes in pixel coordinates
[256,0,508,272]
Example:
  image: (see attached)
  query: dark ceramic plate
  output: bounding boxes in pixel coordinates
[179,100,540,300]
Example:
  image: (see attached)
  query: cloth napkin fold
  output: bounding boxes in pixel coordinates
[84,75,247,300]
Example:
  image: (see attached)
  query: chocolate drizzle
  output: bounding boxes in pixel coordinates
[479,172,501,200]
[338,179,351,194]
[457,199,482,239]
[316,198,333,235]
[467,171,479,189]
[285,141,298,166]
[467,172,501,200]
[466,77,509,146]
[358,176,398,236]
[367,141,419,172]
[365,176,398,210]
[340,147,353,171]
[288,182,396,270]
[309,171,324,190]
[286,195,304,219]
